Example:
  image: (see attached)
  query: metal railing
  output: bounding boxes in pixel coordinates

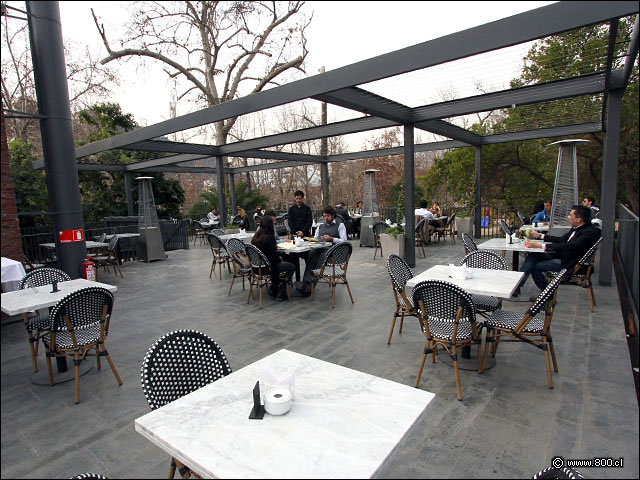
[616,204,639,318]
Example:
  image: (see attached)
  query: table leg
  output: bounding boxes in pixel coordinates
[512,251,520,271]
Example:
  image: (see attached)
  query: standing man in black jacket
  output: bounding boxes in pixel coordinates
[518,204,600,294]
[287,190,313,238]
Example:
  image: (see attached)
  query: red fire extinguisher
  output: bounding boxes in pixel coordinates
[83,258,96,282]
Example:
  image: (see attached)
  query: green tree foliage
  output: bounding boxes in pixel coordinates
[8,139,49,228]
[75,103,185,221]
[418,17,639,214]
[188,180,268,221]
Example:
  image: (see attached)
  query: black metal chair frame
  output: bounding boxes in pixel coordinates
[415,218,427,258]
[386,254,418,344]
[311,242,355,308]
[42,287,122,403]
[462,233,478,255]
[141,329,231,479]
[18,267,72,372]
[412,279,481,401]
[433,213,457,243]
[92,236,122,278]
[481,269,566,388]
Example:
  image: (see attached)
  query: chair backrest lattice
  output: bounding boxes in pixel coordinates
[373,221,387,237]
[415,218,426,234]
[107,235,119,253]
[140,329,232,411]
[49,287,114,332]
[412,280,477,340]
[208,233,226,251]
[528,268,567,317]
[459,250,508,270]
[323,242,352,268]
[211,229,225,236]
[462,233,478,254]
[245,244,271,269]
[387,254,414,292]
[225,238,247,259]
[498,219,512,237]
[577,237,602,266]
[18,267,71,290]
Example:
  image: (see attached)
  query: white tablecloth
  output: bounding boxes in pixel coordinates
[1,257,26,293]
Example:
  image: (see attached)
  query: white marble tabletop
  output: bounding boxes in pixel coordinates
[40,241,109,250]
[103,233,141,239]
[219,231,255,242]
[1,257,26,292]
[518,224,549,232]
[135,349,435,479]
[278,241,332,253]
[406,264,524,298]
[1,278,117,316]
[478,237,546,253]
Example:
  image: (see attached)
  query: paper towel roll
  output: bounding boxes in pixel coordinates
[264,387,292,416]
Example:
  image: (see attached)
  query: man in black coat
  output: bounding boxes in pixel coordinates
[287,190,313,238]
[518,205,601,293]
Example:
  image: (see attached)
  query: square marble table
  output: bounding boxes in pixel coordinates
[135,349,435,479]
[406,264,524,298]
[219,231,255,243]
[40,241,109,250]
[1,278,117,317]
[478,237,547,270]
[277,241,332,281]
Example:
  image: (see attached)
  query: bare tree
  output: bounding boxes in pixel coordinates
[92,1,310,146]
[1,5,116,152]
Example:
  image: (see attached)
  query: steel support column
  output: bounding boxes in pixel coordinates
[598,88,623,286]
[27,1,85,278]
[230,174,236,221]
[404,125,416,267]
[474,146,482,238]
[215,156,226,226]
[124,172,134,216]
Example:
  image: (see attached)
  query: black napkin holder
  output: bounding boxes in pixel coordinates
[51,281,59,293]
[248,381,265,420]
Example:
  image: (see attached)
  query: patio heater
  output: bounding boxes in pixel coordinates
[360,169,381,247]
[547,140,589,232]
[136,177,166,262]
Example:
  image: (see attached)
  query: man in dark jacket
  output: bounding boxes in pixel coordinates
[287,190,313,238]
[334,201,351,235]
[518,205,601,294]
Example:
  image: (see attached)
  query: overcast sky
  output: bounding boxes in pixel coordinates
[56,1,555,129]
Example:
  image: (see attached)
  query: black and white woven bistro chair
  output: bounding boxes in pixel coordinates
[210,228,225,237]
[531,464,584,479]
[499,219,512,237]
[386,254,418,344]
[517,211,529,226]
[482,269,566,388]
[372,221,387,259]
[462,233,478,255]
[18,267,72,372]
[225,238,251,295]
[92,235,122,278]
[433,213,456,243]
[546,237,601,312]
[207,233,231,280]
[415,218,427,258]
[69,473,110,479]
[412,280,481,401]
[459,250,508,319]
[141,329,232,479]
[42,287,122,404]
[245,244,290,308]
[311,242,354,308]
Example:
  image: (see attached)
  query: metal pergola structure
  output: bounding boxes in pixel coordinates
[29,1,639,281]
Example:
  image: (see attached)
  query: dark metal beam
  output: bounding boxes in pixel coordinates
[70,2,637,157]
[621,15,639,88]
[415,120,483,145]
[219,117,397,155]
[126,153,215,171]
[231,159,319,173]
[411,74,607,123]
[327,140,470,163]
[474,146,482,239]
[480,122,602,144]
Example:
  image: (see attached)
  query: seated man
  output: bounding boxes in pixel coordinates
[294,206,347,295]
[582,196,600,217]
[335,201,351,235]
[517,205,600,298]
[207,208,219,223]
[532,200,552,224]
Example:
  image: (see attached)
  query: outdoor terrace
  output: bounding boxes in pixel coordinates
[1,238,638,478]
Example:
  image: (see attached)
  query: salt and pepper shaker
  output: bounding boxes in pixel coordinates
[51,280,59,293]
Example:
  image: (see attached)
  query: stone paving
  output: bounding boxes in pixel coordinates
[1,237,638,478]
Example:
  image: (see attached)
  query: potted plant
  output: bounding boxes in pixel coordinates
[455,206,474,239]
[380,224,405,258]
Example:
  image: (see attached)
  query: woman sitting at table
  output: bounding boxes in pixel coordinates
[251,216,295,301]
[431,202,445,228]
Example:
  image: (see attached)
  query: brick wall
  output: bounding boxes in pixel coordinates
[1,108,24,261]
